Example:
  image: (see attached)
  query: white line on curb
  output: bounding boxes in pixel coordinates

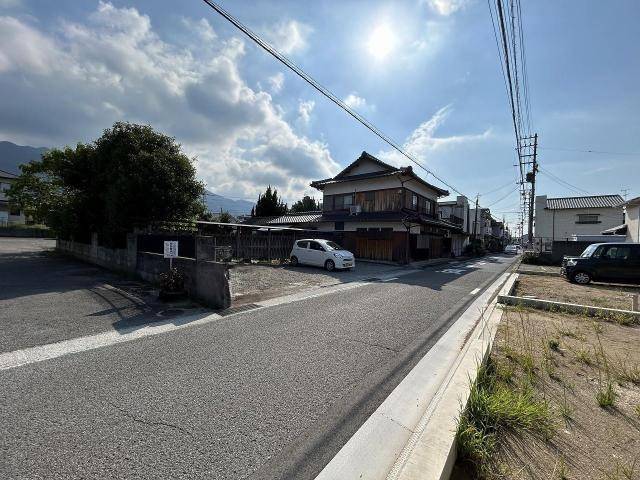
[470,287,481,295]
[315,272,511,480]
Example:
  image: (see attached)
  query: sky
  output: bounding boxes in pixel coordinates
[0,0,638,231]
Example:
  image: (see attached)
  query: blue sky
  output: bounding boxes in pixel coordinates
[0,0,638,230]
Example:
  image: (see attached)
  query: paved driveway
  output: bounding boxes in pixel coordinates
[0,238,203,353]
[0,248,517,479]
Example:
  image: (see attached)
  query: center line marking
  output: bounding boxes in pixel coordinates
[382,277,399,282]
[470,288,481,295]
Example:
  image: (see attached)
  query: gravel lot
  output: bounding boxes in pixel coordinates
[229,261,404,304]
[514,273,640,310]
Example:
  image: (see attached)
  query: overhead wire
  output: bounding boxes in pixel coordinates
[199,0,468,198]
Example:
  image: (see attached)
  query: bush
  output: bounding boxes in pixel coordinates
[159,267,185,293]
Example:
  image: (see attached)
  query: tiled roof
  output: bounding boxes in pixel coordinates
[310,151,449,197]
[266,212,323,225]
[545,195,623,210]
[0,169,18,179]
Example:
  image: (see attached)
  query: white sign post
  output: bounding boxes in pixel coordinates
[163,240,179,269]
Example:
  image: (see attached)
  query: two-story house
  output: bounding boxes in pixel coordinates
[0,169,25,225]
[309,151,461,263]
[534,194,624,241]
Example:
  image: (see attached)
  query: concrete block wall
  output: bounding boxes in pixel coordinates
[57,234,230,309]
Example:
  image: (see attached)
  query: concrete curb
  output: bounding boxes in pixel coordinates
[390,273,517,480]
[315,271,517,480]
[497,294,640,319]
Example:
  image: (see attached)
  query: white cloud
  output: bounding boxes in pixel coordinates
[0,2,339,202]
[343,92,374,112]
[263,20,312,55]
[297,99,315,125]
[267,71,284,93]
[378,105,491,167]
[425,0,472,16]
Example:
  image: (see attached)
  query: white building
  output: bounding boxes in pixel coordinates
[0,169,26,226]
[438,196,470,256]
[621,196,640,243]
[534,194,624,241]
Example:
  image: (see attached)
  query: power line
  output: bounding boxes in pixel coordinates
[485,185,521,208]
[479,178,519,197]
[199,0,468,198]
[537,167,591,195]
[539,147,639,156]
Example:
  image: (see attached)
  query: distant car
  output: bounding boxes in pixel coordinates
[290,239,355,271]
[504,244,522,255]
[561,242,640,285]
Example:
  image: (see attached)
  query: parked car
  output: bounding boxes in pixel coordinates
[290,239,355,271]
[561,242,640,285]
[504,244,522,255]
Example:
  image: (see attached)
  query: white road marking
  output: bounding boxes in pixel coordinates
[382,277,399,282]
[470,288,481,295]
[437,268,466,274]
[0,268,423,370]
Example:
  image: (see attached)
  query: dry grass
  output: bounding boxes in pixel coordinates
[455,305,640,479]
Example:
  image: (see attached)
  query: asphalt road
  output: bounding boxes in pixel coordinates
[0,238,203,353]
[0,248,516,479]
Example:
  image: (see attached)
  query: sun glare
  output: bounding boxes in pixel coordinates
[367,24,396,60]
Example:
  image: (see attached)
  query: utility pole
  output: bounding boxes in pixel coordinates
[520,133,538,246]
[472,194,479,241]
[621,188,629,201]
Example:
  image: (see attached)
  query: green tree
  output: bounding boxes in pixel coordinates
[253,185,287,217]
[8,122,205,246]
[290,195,321,212]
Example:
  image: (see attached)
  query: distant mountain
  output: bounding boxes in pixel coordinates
[204,190,254,216]
[0,141,48,175]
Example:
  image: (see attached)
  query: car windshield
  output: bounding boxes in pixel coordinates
[580,244,599,258]
[324,241,343,251]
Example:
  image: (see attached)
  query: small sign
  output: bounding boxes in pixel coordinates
[164,241,179,258]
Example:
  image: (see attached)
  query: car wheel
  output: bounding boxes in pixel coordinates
[290,256,298,266]
[325,259,335,271]
[572,271,591,285]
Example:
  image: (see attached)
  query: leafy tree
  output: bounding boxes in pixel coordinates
[8,122,205,246]
[253,185,287,217]
[290,195,321,212]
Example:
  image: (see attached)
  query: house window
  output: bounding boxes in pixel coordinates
[412,193,418,210]
[9,207,21,216]
[334,193,353,210]
[576,214,600,224]
[343,194,353,207]
[334,221,344,231]
[323,195,334,211]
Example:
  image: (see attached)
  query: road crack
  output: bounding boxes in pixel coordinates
[338,336,399,353]
[107,401,195,438]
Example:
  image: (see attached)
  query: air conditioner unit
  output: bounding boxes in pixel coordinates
[349,205,362,215]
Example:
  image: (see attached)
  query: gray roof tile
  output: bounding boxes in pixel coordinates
[545,195,623,210]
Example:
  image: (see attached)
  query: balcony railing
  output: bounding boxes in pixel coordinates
[440,214,463,225]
